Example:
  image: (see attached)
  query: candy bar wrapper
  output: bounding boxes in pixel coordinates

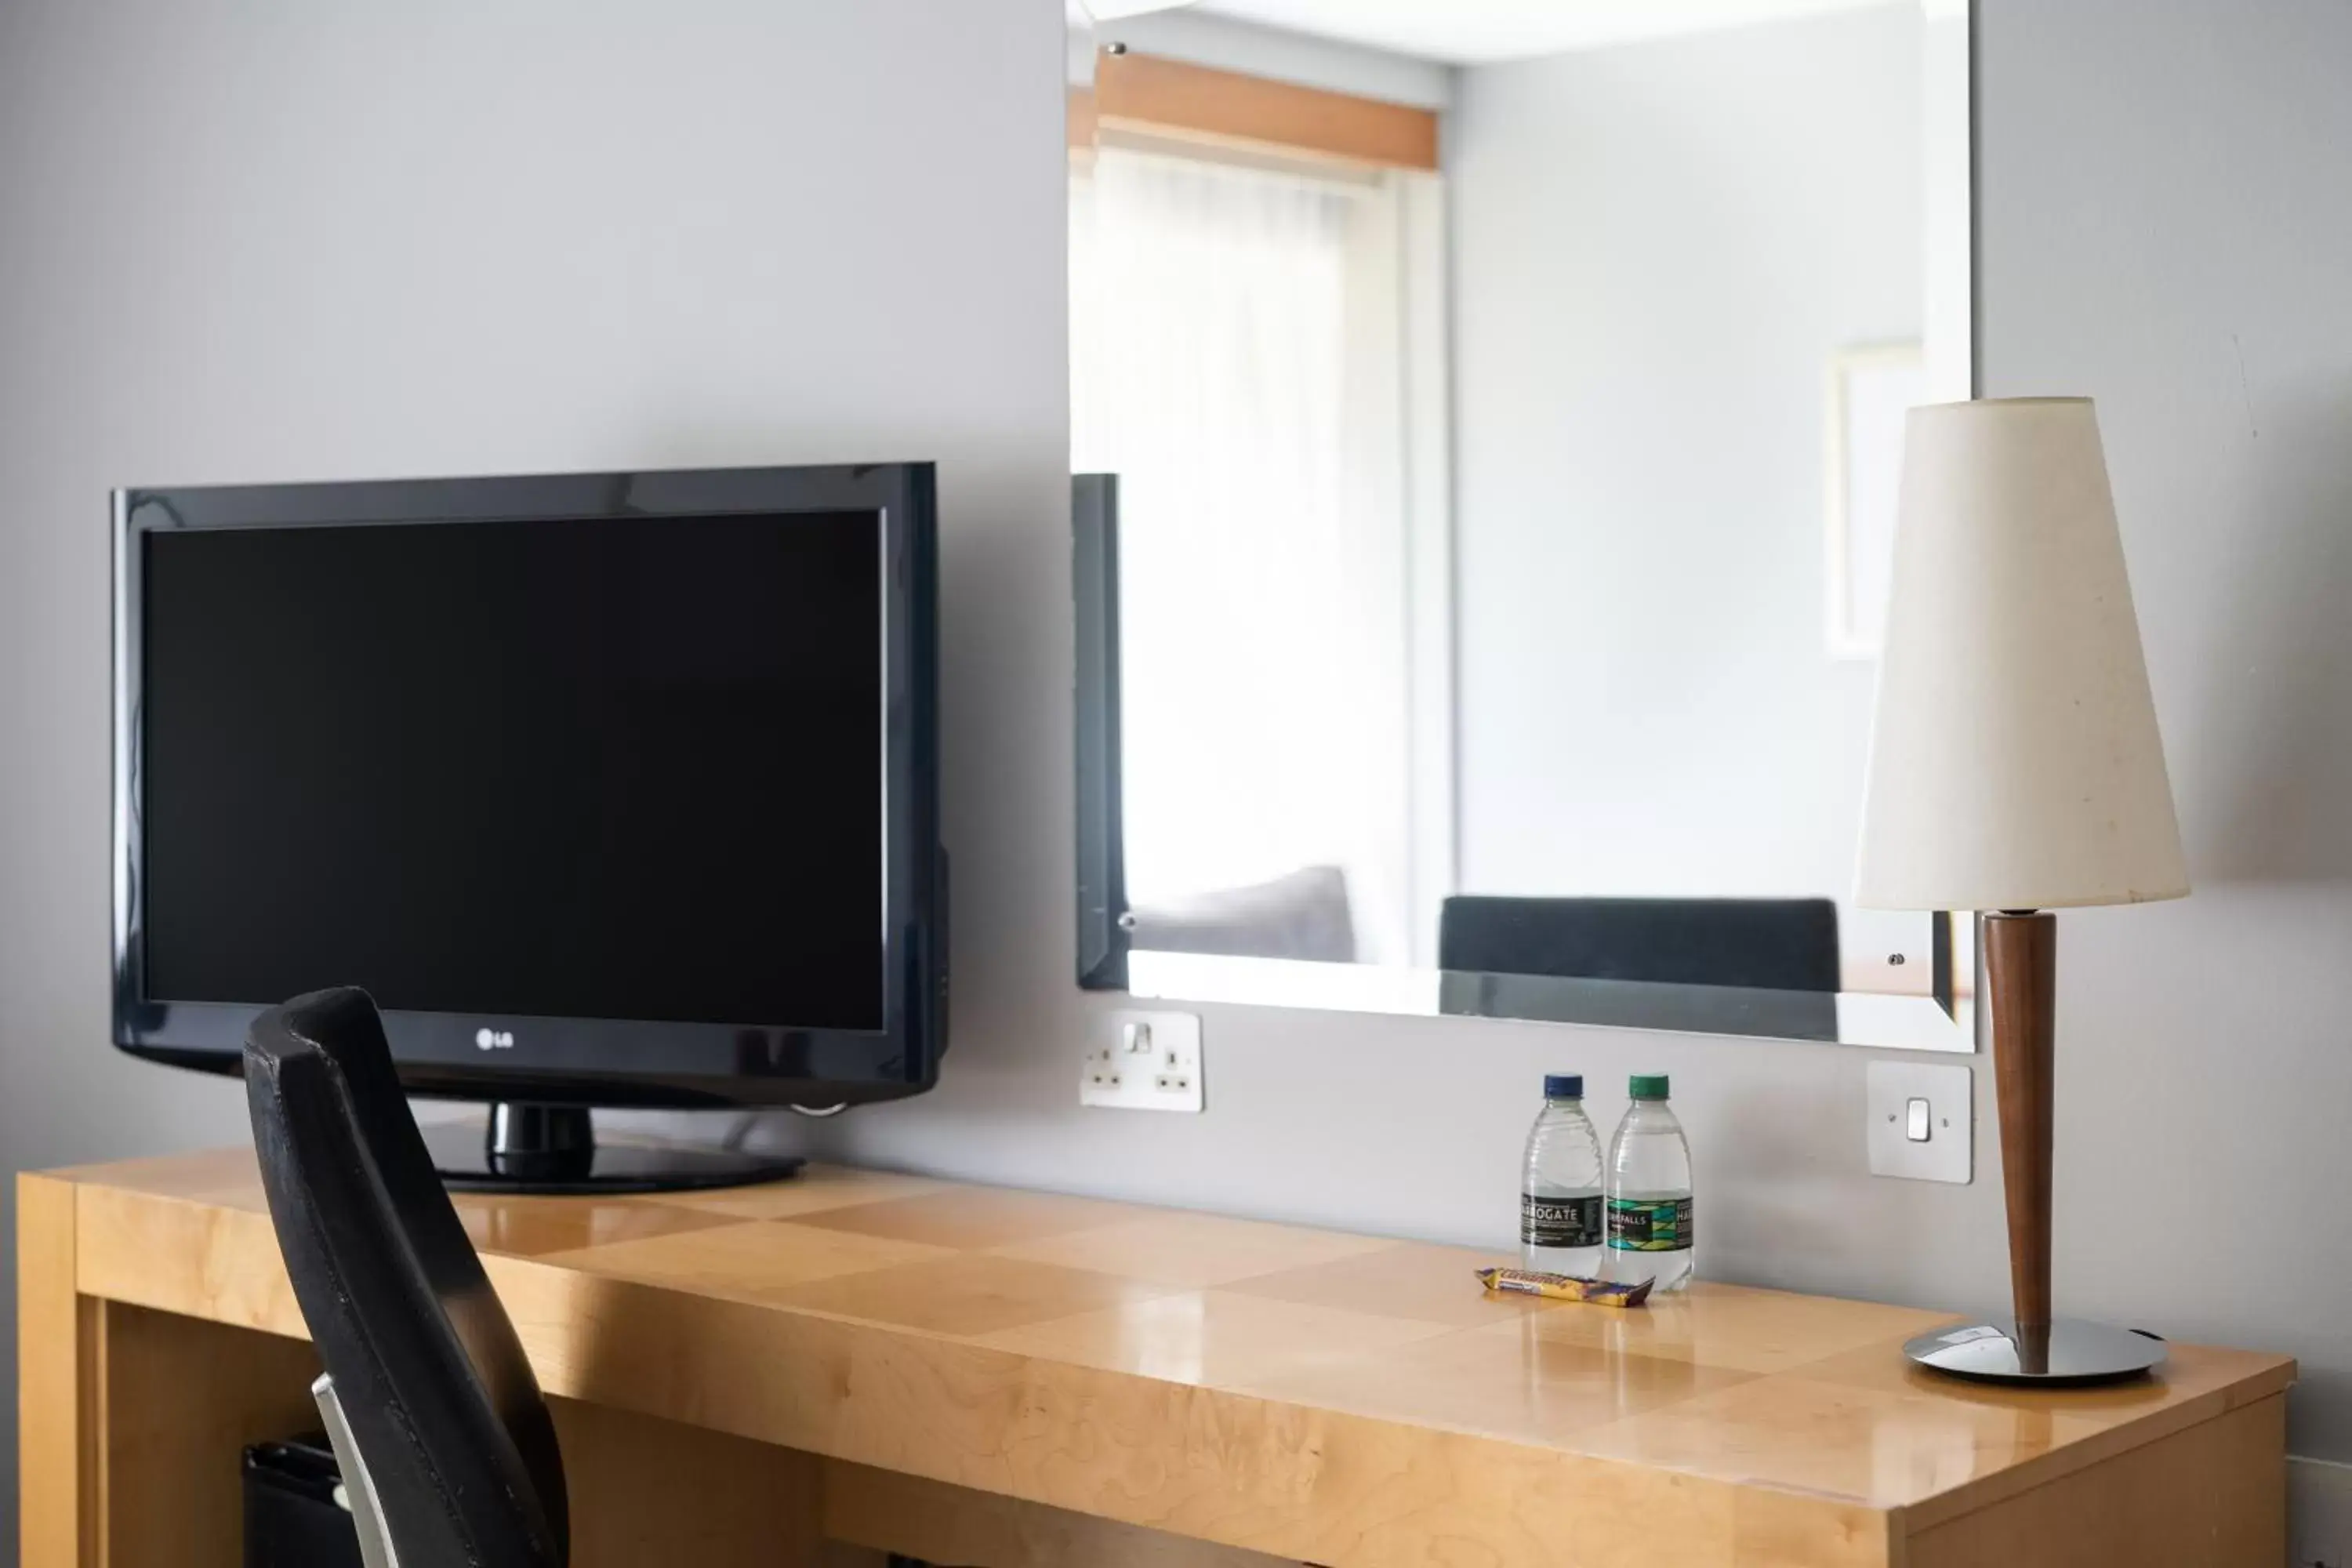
[1475,1266,1654,1308]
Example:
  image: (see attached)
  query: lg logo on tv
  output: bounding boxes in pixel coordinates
[474,1028,516,1052]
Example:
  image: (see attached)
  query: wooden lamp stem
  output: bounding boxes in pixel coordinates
[1904,912,2157,1384]
[1983,911,2056,1371]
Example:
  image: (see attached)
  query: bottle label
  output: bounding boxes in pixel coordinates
[1520,1192,1602,1250]
[1607,1196,1693,1252]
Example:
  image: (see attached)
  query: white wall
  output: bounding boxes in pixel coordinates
[0,0,1068,1553]
[2,8,2350,1561]
[1449,5,1922,911]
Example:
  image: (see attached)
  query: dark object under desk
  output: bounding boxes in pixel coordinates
[242,1436,363,1568]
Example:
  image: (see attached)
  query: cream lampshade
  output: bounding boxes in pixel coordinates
[1857,397,2187,911]
[1856,397,2187,1385]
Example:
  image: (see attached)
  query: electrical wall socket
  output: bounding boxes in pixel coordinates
[1082,1009,1203,1113]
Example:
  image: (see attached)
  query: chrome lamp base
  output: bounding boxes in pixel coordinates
[1904,1316,2166,1386]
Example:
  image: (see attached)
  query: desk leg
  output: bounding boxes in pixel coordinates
[20,1173,89,1568]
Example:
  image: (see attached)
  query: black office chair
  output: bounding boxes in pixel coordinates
[1438,895,1843,993]
[244,987,569,1568]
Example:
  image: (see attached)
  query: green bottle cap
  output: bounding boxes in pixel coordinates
[1629,1074,1670,1101]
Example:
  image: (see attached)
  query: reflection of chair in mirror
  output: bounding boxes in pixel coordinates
[1439,895,1841,989]
[1126,865,1357,964]
[1437,896,1842,1040]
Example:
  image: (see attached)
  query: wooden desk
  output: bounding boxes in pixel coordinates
[20,1149,2292,1567]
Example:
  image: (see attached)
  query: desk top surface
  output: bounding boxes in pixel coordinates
[40,1146,2295,1560]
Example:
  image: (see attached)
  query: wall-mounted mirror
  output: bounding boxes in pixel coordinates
[1070,0,1976,1051]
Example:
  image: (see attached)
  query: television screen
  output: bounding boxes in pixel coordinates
[140,511,884,1030]
[114,464,943,1131]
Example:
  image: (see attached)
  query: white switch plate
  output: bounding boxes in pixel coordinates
[1866,1060,1972,1183]
[1082,1009,1204,1113]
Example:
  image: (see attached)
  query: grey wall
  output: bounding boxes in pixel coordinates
[1448,5,1922,909]
[1973,0,2352,1456]
[1,9,2348,1564]
[0,0,1068,1553]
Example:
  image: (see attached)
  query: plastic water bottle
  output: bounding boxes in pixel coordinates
[1520,1074,1604,1276]
[1606,1075,1694,1293]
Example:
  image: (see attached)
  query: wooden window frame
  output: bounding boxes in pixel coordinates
[1069,52,1439,173]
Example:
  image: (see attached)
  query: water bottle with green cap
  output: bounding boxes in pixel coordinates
[1606,1074,1693,1292]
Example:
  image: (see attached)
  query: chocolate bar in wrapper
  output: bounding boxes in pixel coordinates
[1475,1266,1654,1308]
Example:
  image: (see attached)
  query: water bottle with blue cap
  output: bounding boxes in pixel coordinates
[1519,1073,1604,1276]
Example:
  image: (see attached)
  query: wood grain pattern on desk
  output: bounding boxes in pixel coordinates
[36,1147,2296,1568]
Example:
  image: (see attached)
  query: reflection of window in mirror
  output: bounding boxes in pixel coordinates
[1070,51,1453,969]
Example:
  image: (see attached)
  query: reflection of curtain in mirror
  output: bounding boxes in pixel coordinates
[1072,146,1422,965]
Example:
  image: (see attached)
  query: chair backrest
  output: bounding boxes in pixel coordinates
[1438,895,1844,994]
[244,987,568,1568]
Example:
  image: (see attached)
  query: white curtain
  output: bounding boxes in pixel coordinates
[1073,145,1416,964]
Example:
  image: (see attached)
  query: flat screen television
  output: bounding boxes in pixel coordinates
[113,463,945,1191]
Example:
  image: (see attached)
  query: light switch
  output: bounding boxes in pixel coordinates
[1867,1060,1972,1184]
[1123,1020,1155,1054]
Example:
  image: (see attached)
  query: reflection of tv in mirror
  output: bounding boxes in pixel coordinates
[1069,2,1975,1050]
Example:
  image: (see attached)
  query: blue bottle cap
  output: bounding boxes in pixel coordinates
[1544,1074,1584,1099]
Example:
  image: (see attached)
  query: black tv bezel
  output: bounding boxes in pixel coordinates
[112,463,945,1110]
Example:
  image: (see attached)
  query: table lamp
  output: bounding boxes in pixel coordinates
[1857,397,2187,1384]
